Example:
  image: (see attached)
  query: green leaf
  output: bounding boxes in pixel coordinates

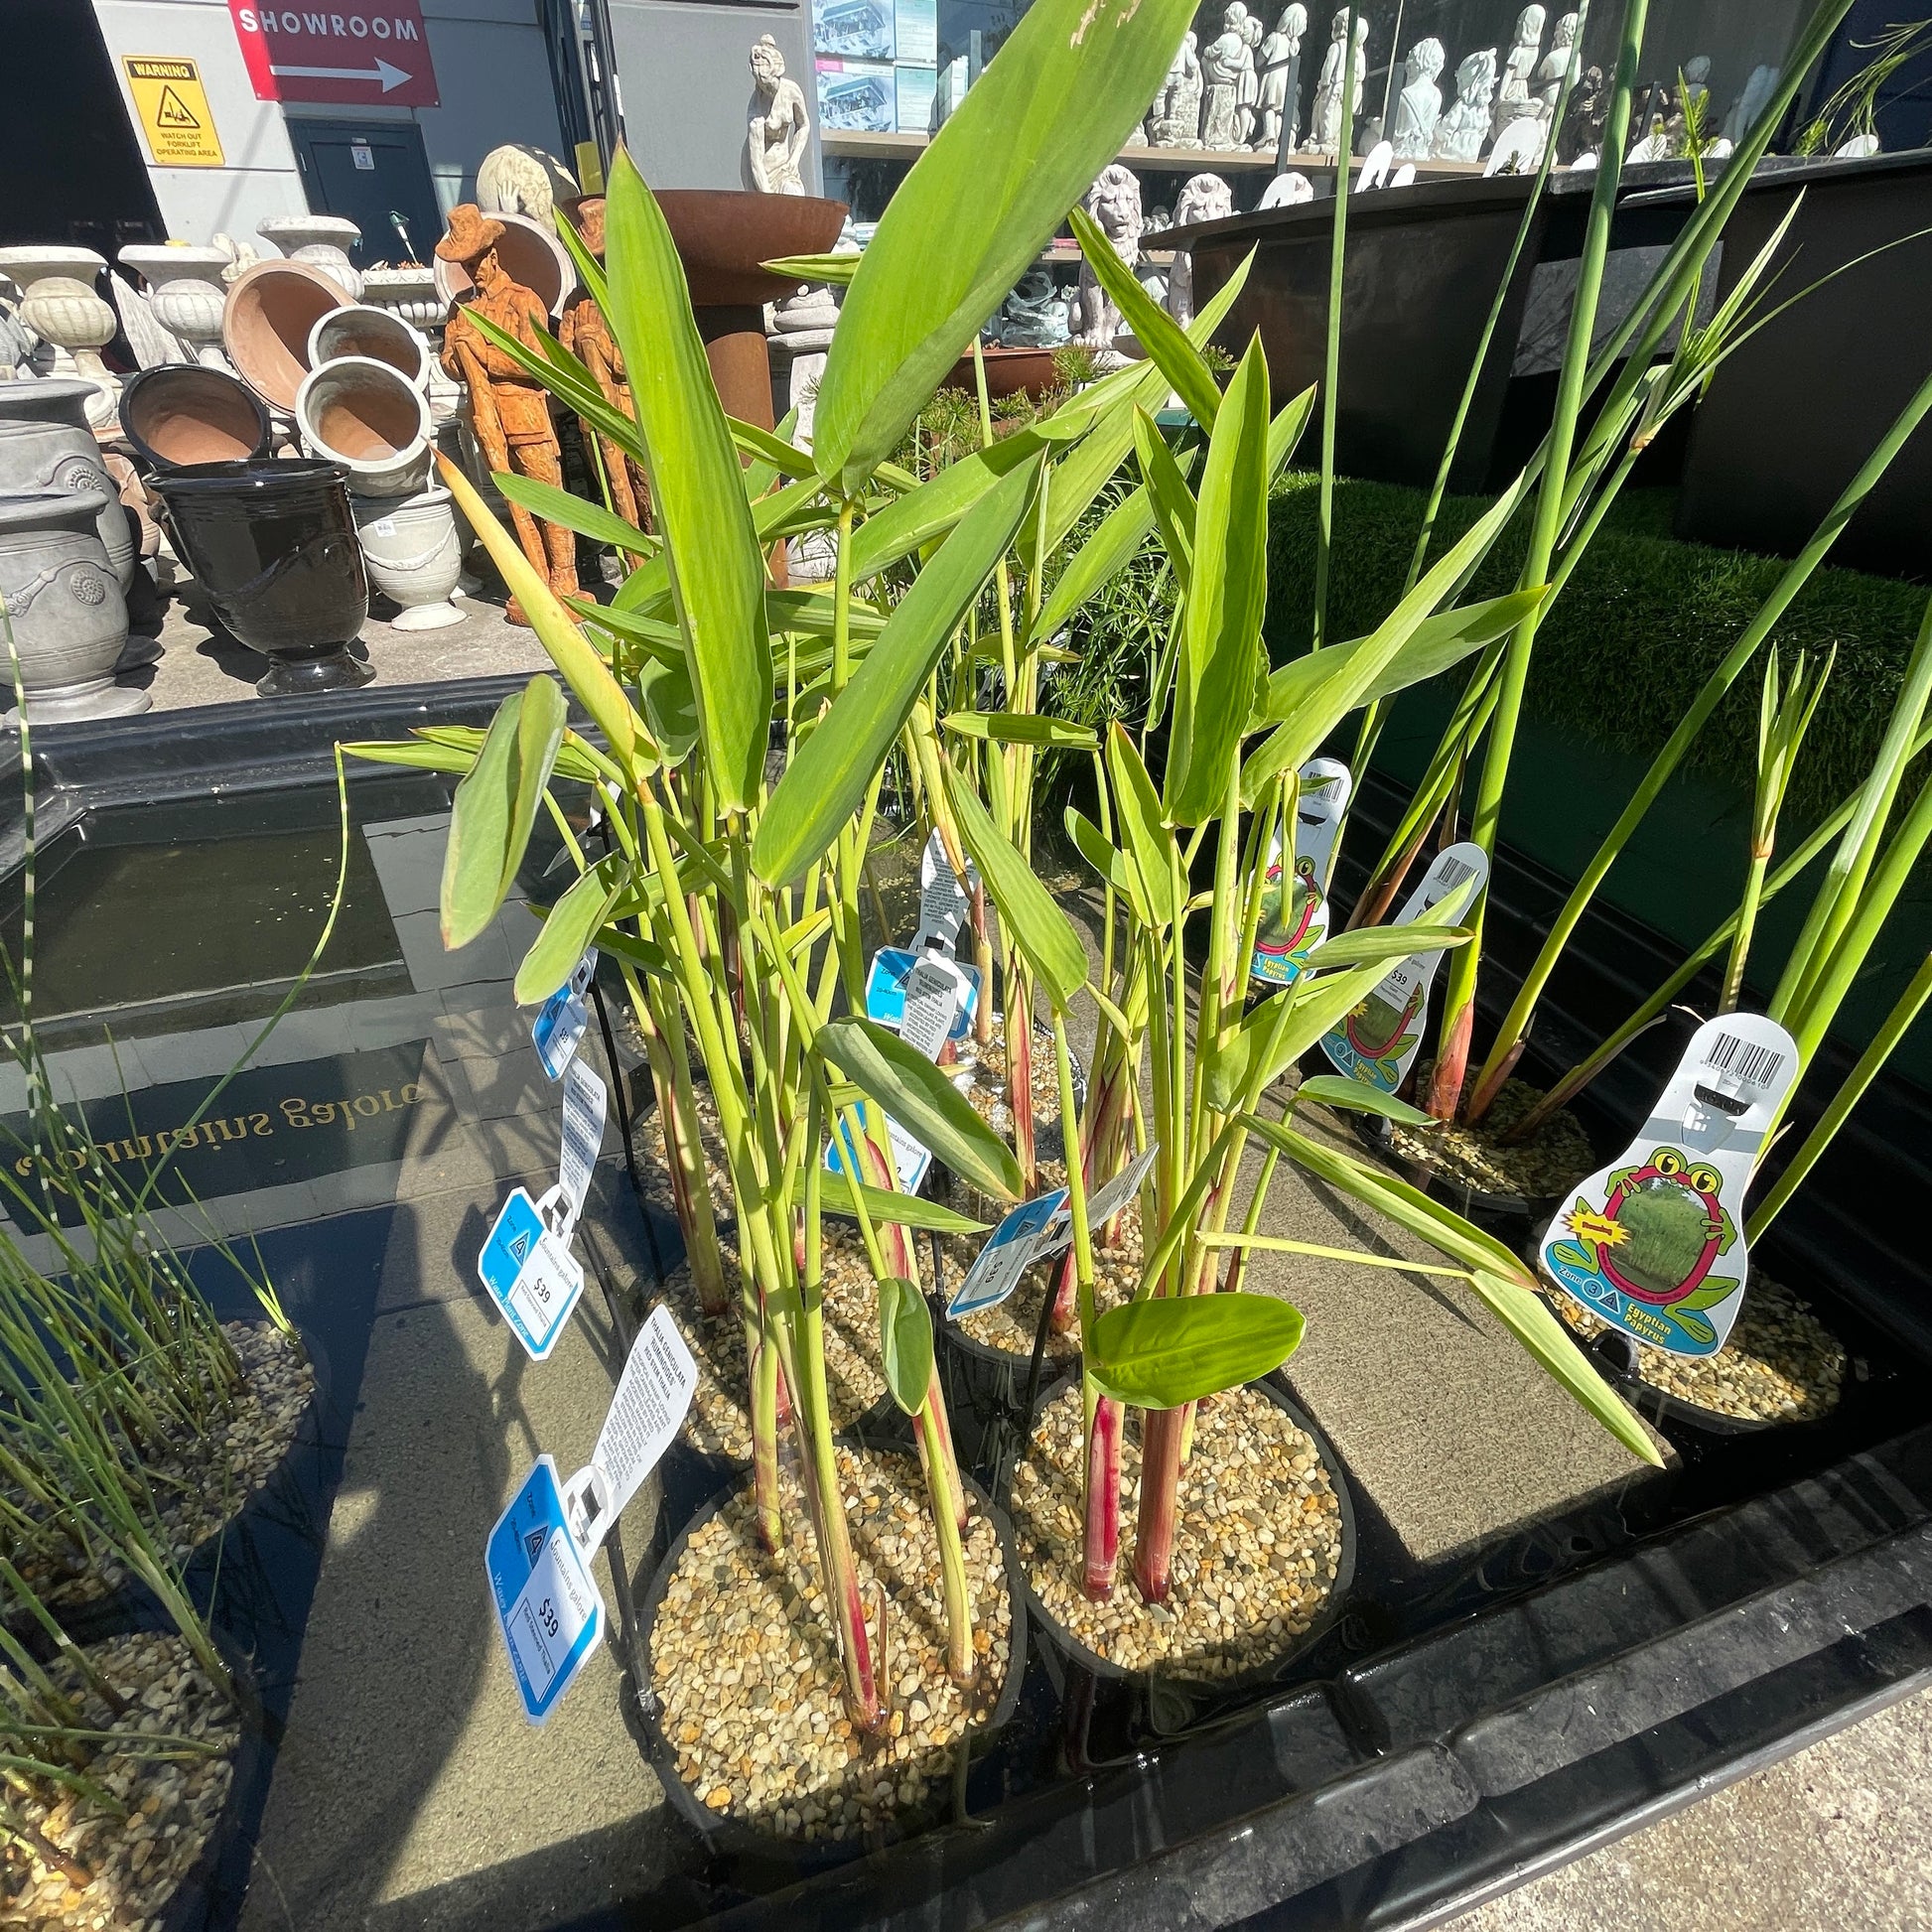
[1071,207,1223,429]
[1303,922,1472,970]
[440,676,564,952]
[515,851,628,1004]
[1202,955,1405,1112]
[342,737,478,777]
[754,451,1040,885]
[1106,722,1177,929]
[819,1017,1023,1201]
[811,0,1201,492]
[438,455,639,766]
[1132,406,1196,589]
[1165,336,1270,826]
[1294,1075,1438,1126]
[761,252,860,286]
[603,150,771,813]
[875,1275,935,1416]
[945,770,1089,1011]
[1064,806,1138,906]
[1242,1114,1664,1468]
[595,924,673,978]
[568,597,685,667]
[493,470,654,557]
[638,653,700,764]
[942,711,1098,749]
[1035,482,1157,641]
[728,416,818,479]
[1088,1293,1305,1409]
[799,1174,990,1235]
[845,432,1045,586]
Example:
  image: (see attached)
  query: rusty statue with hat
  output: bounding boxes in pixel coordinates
[436,203,578,623]
[559,197,651,557]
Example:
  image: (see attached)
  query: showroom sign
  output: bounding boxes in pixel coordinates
[228,0,441,107]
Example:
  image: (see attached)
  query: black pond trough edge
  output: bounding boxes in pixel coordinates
[13,684,1932,1931]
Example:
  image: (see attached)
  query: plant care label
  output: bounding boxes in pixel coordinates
[533,951,597,1080]
[1296,758,1352,890]
[1538,1014,1800,1358]
[899,952,974,1061]
[915,829,978,955]
[865,946,979,1042]
[1085,1142,1159,1231]
[826,1100,931,1196]
[1320,842,1488,1092]
[557,1057,608,1231]
[484,1454,604,1725]
[947,1187,1071,1319]
[479,1185,586,1361]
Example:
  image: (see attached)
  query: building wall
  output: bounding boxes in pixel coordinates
[90,0,567,249]
[606,0,823,194]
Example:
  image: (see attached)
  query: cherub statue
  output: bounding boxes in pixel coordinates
[1148,30,1206,146]
[744,35,810,193]
[1070,165,1145,355]
[1493,4,1547,142]
[1536,12,1580,115]
[1255,5,1308,154]
[1391,38,1445,158]
[1199,5,1254,149]
[1309,8,1369,158]
[1434,48,1497,161]
[1235,11,1265,144]
[1166,173,1234,325]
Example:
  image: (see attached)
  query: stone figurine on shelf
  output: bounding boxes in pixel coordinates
[1070,166,1144,359]
[1536,12,1580,115]
[1562,61,1605,159]
[1309,8,1369,159]
[1165,173,1233,325]
[1391,38,1446,159]
[1234,11,1265,145]
[1256,6,1307,155]
[559,198,652,546]
[1492,5,1546,143]
[1259,169,1314,206]
[1199,6,1254,151]
[1433,49,1497,161]
[1147,32,1199,146]
[436,206,578,625]
[1723,64,1778,144]
[999,269,1071,347]
[745,35,811,194]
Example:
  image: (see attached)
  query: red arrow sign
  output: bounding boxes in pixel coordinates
[229,1,440,106]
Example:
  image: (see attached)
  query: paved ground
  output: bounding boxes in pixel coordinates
[77,558,1932,1927]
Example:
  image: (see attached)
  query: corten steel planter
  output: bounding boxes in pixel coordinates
[655,190,848,433]
[940,345,1064,401]
[1673,150,1932,578]
[150,459,373,697]
[221,258,346,414]
[119,364,272,473]
[1167,163,1705,491]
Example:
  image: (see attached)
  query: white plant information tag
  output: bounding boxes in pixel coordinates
[533,951,597,1080]
[1538,1014,1801,1359]
[1295,757,1352,889]
[914,829,977,955]
[557,1056,608,1231]
[899,951,970,1061]
[1319,841,1488,1093]
[947,1188,1070,1318]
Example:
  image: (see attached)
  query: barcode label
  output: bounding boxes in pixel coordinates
[1436,856,1478,890]
[1705,1032,1784,1088]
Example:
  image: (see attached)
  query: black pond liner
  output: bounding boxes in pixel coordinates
[13,686,1932,1932]
[1016,1372,1359,1743]
[632,1449,1030,1888]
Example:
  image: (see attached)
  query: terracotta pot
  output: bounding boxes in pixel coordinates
[119,365,271,472]
[150,460,372,697]
[307,304,431,391]
[0,490,147,724]
[293,355,432,498]
[0,378,136,588]
[939,345,1065,401]
[221,258,346,412]
[431,210,575,320]
[351,483,464,629]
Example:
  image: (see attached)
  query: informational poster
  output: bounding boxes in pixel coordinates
[816,58,897,132]
[896,67,936,133]
[894,0,936,66]
[814,0,895,62]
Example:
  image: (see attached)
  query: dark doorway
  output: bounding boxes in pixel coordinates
[285,120,445,268]
[5,0,163,249]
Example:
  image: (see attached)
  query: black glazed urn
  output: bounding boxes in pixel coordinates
[152,459,373,696]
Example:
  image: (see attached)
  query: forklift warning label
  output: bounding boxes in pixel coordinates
[123,58,226,166]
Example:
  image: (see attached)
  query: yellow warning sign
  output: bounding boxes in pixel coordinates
[122,57,225,167]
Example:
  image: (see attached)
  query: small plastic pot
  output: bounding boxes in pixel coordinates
[634,1449,1028,1881]
[150,459,373,697]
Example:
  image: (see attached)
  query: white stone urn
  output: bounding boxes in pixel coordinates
[0,489,148,723]
[257,215,365,300]
[119,245,235,369]
[351,483,465,628]
[0,247,122,430]
[360,265,441,329]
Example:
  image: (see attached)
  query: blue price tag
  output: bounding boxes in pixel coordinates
[532,951,597,1080]
[865,947,978,1039]
[483,1455,604,1725]
[946,1188,1070,1318]
[479,1186,586,1361]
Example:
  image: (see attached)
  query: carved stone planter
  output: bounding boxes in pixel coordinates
[0,490,147,724]
[0,377,136,589]
[351,483,464,629]
[0,247,121,429]
[119,245,236,370]
[257,215,364,299]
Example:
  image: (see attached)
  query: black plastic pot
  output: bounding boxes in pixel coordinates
[150,459,373,697]
[1019,1372,1358,1743]
[1346,1104,1576,1245]
[633,1450,1029,1885]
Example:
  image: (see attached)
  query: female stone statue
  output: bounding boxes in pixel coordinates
[1492,4,1547,143]
[1255,5,1307,154]
[1309,7,1368,157]
[1433,48,1497,161]
[744,35,810,194]
[1234,11,1265,144]
[1391,38,1445,158]
[1536,11,1580,115]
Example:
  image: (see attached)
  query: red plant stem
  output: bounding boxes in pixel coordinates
[972,880,995,1045]
[1133,1405,1186,1603]
[915,1398,975,1680]
[1427,1000,1474,1123]
[1464,1035,1526,1128]
[924,1362,967,1528]
[751,1321,782,1552]
[1083,1396,1122,1598]
[1008,972,1036,1193]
